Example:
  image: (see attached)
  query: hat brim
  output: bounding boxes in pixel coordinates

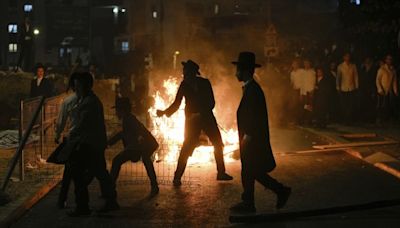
[181,62,201,74]
[231,61,262,68]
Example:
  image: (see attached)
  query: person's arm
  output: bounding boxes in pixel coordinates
[336,65,342,91]
[376,69,384,95]
[69,97,92,140]
[55,99,68,142]
[107,131,123,146]
[159,82,184,117]
[354,64,359,89]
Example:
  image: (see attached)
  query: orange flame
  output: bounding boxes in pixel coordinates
[148,77,239,165]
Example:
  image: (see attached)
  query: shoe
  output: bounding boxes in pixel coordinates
[97,201,120,213]
[230,201,256,213]
[57,200,67,209]
[276,186,291,209]
[67,208,91,217]
[150,185,159,196]
[173,179,182,187]
[217,172,233,181]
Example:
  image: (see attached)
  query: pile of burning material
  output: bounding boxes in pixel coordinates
[148,77,239,165]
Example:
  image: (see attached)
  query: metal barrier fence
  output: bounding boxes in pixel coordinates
[4,80,195,193]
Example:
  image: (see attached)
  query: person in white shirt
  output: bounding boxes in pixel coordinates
[376,54,398,122]
[336,53,359,123]
[54,73,80,209]
[290,59,304,123]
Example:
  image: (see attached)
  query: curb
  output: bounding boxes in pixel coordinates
[0,175,61,228]
[300,127,400,180]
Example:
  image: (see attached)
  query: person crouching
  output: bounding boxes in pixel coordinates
[108,97,159,196]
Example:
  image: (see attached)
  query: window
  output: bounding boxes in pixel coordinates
[24,4,33,12]
[214,4,219,15]
[8,24,17,33]
[152,11,158,18]
[350,0,361,5]
[9,43,17,52]
[121,41,129,53]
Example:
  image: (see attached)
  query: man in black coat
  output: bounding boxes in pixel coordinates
[67,73,118,216]
[157,60,233,186]
[30,63,54,98]
[230,52,291,213]
[108,97,159,196]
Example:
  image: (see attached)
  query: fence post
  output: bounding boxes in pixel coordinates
[2,96,45,191]
[40,103,44,159]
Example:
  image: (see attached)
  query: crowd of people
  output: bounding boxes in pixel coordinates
[287,52,398,128]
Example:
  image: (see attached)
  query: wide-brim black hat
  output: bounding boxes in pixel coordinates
[231,52,261,68]
[182,59,200,74]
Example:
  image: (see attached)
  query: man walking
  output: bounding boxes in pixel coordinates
[67,72,118,216]
[157,60,233,186]
[230,52,291,213]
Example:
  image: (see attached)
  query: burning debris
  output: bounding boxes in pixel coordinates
[148,77,239,165]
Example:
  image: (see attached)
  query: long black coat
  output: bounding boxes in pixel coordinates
[30,78,54,98]
[237,79,276,174]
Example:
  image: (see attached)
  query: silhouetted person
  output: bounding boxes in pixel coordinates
[359,57,377,123]
[17,17,34,71]
[376,54,398,122]
[30,63,54,98]
[230,52,291,213]
[313,67,335,128]
[337,52,359,123]
[54,72,79,209]
[108,97,159,196]
[67,72,118,216]
[157,60,233,186]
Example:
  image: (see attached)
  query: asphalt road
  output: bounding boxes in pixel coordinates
[11,127,400,227]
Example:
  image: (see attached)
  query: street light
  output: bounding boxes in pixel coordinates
[33,28,40,35]
[113,7,119,14]
[173,51,180,70]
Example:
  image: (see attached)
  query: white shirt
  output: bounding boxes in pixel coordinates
[337,62,359,91]
[301,68,316,95]
[376,64,398,95]
[290,68,304,90]
[55,93,79,140]
[36,77,43,86]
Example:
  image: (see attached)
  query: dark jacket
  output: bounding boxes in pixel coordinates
[30,77,54,98]
[69,91,107,153]
[164,77,215,117]
[237,79,276,174]
[314,75,336,112]
[108,114,159,157]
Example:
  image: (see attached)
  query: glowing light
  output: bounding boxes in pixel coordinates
[113,7,119,14]
[149,77,239,165]
[33,29,40,35]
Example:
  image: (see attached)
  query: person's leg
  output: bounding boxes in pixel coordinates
[110,151,131,184]
[241,167,255,205]
[91,154,117,202]
[203,117,226,174]
[70,160,90,213]
[230,164,256,213]
[255,173,291,209]
[58,164,72,208]
[173,118,200,184]
[142,154,159,194]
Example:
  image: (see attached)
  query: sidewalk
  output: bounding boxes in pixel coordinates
[302,124,400,179]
